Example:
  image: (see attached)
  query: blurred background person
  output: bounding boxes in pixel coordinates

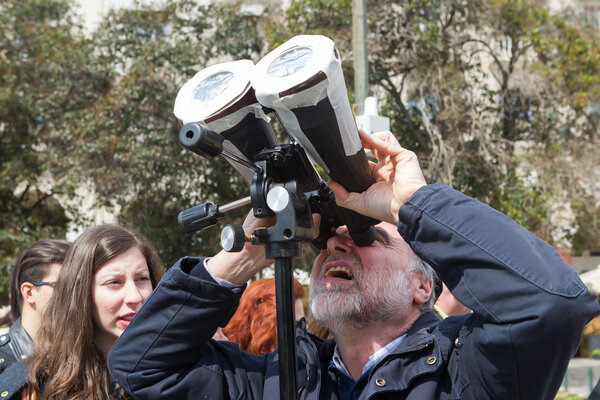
[222,278,305,355]
[0,239,71,373]
[434,283,470,319]
[0,224,163,400]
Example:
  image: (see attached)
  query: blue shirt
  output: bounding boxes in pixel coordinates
[330,334,407,400]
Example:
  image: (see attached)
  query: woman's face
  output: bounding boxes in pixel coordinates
[91,246,152,355]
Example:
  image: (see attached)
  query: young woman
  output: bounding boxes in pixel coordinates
[222,278,305,355]
[0,224,164,400]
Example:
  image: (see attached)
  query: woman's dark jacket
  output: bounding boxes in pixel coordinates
[0,360,127,400]
[108,183,600,399]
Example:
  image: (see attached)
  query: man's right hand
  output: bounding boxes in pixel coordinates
[206,211,274,285]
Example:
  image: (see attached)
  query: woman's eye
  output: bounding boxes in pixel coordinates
[106,280,121,286]
[137,276,151,281]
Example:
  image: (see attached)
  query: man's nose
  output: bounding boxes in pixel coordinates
[326,234,354,254]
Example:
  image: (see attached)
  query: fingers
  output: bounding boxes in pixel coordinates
[327,181,348,202]
[328,182,368,217]
[242,211,275,233]
[312,213,321,239]
[328,180,375,220]
[359,129,396,144]
[371,157,394,182]
[359,130,403,159]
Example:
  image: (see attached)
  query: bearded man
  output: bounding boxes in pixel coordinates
[108,131,599,400]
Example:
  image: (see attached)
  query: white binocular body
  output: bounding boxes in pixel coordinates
[174,35,378,247]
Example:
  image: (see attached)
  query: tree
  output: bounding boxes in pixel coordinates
[461,0,600,249]
[2,0,598,304]
[270,0,600,251]
[0,0,111,301]
[0,0,278,291]
[66,0,273,266]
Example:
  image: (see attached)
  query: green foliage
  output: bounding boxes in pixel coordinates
[0,0,105,300]
[66,0,267,264]
[555,394,584,400]
[567,171,600,253]
[1,0,599,303]
[275,0,599,249]
[548,17,600,112]
[0,0,271,291]
[274,0,352,47]
[265,0,355,98]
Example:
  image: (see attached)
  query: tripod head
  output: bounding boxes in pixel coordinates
[176,120,378,250]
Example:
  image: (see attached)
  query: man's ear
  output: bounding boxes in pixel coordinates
[21,282,36,306]
[412,276,433,306]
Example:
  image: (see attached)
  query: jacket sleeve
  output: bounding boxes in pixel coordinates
[107,256,274,400]
[397,183,600,400]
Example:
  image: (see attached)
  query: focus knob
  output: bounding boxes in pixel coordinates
[221,224,246,252]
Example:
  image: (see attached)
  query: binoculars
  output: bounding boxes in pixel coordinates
[174,35,379,251]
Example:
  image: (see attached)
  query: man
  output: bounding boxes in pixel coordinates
[0,239,70,373]
[108,131,600,399]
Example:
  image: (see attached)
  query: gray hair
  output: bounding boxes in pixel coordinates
[406,250,438,312]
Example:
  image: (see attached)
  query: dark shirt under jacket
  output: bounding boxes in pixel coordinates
[0,319,33,374]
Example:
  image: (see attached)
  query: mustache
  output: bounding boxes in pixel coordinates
[322,252,361,265]
[316,252,362,281]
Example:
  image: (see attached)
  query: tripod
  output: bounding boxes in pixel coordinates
[177,121,378,399]
[179,125,321,399]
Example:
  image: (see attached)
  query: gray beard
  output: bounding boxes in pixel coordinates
[308,254,414,334]
[309,284,365,332]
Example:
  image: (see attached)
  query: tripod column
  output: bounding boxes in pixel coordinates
[274,256,298,400]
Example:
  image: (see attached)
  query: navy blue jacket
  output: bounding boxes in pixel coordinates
[108,183,600,399]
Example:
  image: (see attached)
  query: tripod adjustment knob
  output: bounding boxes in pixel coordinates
[221,224,247,252]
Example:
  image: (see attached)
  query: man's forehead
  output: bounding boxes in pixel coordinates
[376,222,401,235]
[45,263,62,275]
[335,222,401,239]
[43,263,62,280]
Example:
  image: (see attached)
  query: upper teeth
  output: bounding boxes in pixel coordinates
[326,266,353,278]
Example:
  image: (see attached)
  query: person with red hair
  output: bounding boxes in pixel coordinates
[222,278,304,355]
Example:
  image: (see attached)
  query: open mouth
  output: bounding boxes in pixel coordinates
[119,314,134,322]
[325,266,354,280]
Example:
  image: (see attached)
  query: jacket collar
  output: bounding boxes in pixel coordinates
[9,318,34,358]
[392,311,440,355]
[300,311,441,370]
[360,312,450,396]
[297,312,443,398]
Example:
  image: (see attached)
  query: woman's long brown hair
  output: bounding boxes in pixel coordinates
[26,225,164,400]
